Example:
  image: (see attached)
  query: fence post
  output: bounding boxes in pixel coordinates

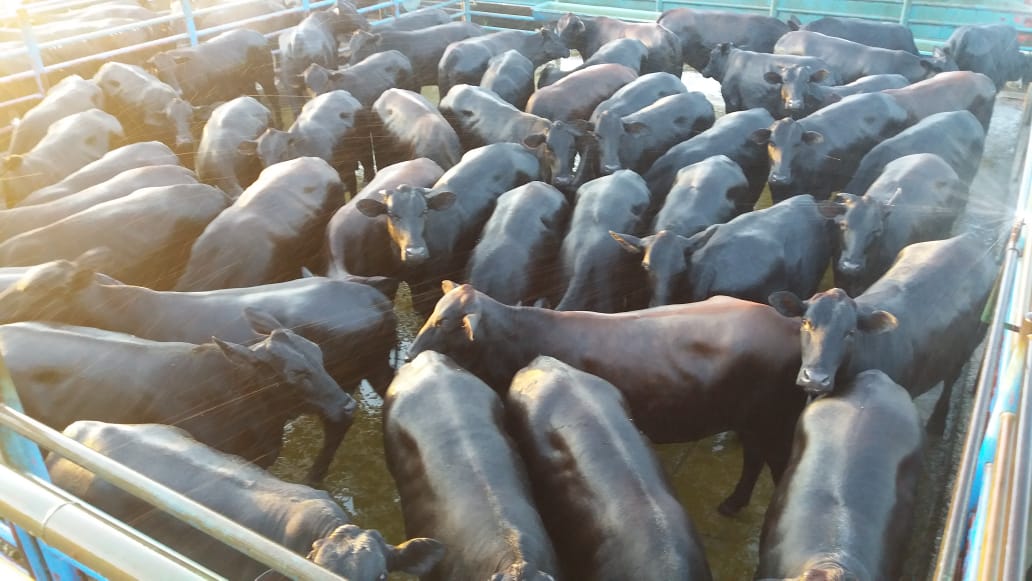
[464,0,472,23]
[16,8,47,96]
[180,0,199,46]
[900,0,913,27]
[769,0,780,19]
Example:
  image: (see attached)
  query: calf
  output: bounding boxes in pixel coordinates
[146,28,281,127]
[303,51,415,106]
[793,15,919,53]
[657,8,790,70]
[613,194,831,307]
[0,254,397,394]
[596,91,715,175]
[794,73,910,119]
[507,357,713,581]
[17,141,178,207]
[176,158,343,291]
[93,62,197,155]
[7,74,104,155]
[588,71,686,124]
[408,284,806,515]
[943,24,1029,89]
[554,12,682,75]
[2,320,355,483]
[644,107,774,205]
[466,182,569,306]
[752,92,911,203]
[882,70,997,131]
[196,96,271,198]
[481,49,536,110]
[438,28,569,96]
[755,370,922,581]
[557,170,650,313]
[0,184,228,290]
[372,88,462,170]
[768,233,998,432]
[1,109,124,207]
[830,154,969,296]
[526,63,639,122]
[651,154,752,239]
[384,351,560,581]
[50,421,444,580]
[701,43,838,116]
[537,37,648,88]
[348,22,484,88]
[774,30,952,83]
[844,110,985,195]
[0,165,197,243]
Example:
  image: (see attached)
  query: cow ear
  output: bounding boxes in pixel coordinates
[523,133,547,148]
[2,155,23,171]
[237,140,258,156]
[763,71,783,85]
[683,225,717,256]
[609,231,644,254]
[426,190,456,211]
[355,198,388,217]
[462,313,479,342]
[567,119,594,135]
[243,307,285,337]
[833,192,858,205]
[74,246,114,271]
[388,538,445,576]
[441,280,458,294]
[858,308,898,334]
[717,42,731,55]
[817,200,846,219]
[212,336,258,364]
[749,128,771,145]
[768,291,806,318]
[622,120,649,135]
[810,68,830,83]
[801,131,823,145]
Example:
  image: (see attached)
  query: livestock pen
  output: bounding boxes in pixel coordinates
[0,0,1030,579]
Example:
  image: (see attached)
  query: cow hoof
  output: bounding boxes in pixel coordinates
[717,498,745,517]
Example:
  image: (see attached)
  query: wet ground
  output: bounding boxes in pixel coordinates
[269,66,1028,580]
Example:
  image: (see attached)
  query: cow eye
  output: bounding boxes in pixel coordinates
[838,222,847,230]
[801,319,812,331]
[846,329,856,337]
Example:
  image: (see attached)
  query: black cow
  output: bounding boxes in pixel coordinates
[438,28,569,96]
[407,284,806,515]
[0,253,398,395]
[196,96,271,198]
[882,70,997,131]
[372,88,462,170]
[372,6,451,31]
[844,110,985,195]
[526,63,639,122]
[554,12,683,75]
[7,74,104,156]
[1,109,125,207]
[755,370,922,581]
[348,22,484,88]
[651,154,752,239]
[146,28,282,127]
[17,141,178,208]
[537,37,648,88]
[595,91,715,175]
[657,8,791,70]
[466,182,569,306]
[0,165,197,243]
[774,30,953,83]
[384,351,560,581]
[557,170,650,313]
[644,107,775,205]
[769,233,998,432]
[481,49,536,110]
[523,120,597,194]
[303,51,416,106]
[175,158,343,291]
[0,184,228,290]
[943,24,1030,89]
[793,73,910,119]
[791,15,919,53]
[589,71,687,125]
[701,43,838,116]
[752,92,910,203]
[507,357,713,581]
[50,422,444,580]
[613,194,831,307]
[829,154,969,296]
[2,320,355,483]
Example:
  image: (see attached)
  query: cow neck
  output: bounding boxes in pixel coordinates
[504,304,580,370]
[79,282,168,336]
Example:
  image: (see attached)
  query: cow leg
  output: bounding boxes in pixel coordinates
[367,358,396,398]
[927,377,956,436]
[258,72,283,129]
[718,430,764,516]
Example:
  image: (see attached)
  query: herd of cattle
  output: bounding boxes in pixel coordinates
[0,0,1024,579]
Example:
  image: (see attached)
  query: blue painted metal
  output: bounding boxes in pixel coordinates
[15,9,46,96]
[179,0,199,46]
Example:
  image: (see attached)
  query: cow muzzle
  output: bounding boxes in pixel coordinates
[769,173,791,185]
[837,258,864,274]
[601,163,621,175]
[403,246,429,264]
[797,367,833,395]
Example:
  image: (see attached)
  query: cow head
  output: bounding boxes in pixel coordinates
[766,64,831,119]
[355,185,456,265]
[348,30,380,64]
[768,288,898,396]
[594,109,636,175]
[611,227,716,307]
[0,249,113,325]
[523,119,594,192]
[333,0,371,34]
[303,63,337,96]
[489,561,556,581]
[407,281,485,365]
[145,51,187,95]
[920,47,958,78]
[751,118,823,200]
[528,28,571,63]
[144,97,196,155]
[248,128,299,167]
[304,525,444,581]
[701,43,734,80]
[215,309,356,482]
[820,191,893,278]
[554,13,586,52]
